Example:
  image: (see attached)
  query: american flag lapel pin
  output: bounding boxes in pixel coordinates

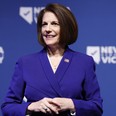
[64,58,70,63]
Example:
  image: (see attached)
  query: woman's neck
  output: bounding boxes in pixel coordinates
[47,46,65,73]
[47,46,65,57]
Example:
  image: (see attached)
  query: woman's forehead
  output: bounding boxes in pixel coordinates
[42,11,58,22]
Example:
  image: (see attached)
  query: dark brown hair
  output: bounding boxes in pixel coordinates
[37,3,78,47]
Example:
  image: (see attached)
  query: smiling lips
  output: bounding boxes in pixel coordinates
[44,34,56,39]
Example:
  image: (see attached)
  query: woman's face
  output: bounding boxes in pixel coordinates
[41,11,60,47]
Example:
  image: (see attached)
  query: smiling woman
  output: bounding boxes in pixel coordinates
[37,3,78,47]
[1,3,103,116]
[41,12,60,48]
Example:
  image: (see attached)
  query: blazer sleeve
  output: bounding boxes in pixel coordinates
[72,57,103,116]
[1,58,30,116]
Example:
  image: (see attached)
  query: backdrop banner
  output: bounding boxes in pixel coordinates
[0,0,116,116]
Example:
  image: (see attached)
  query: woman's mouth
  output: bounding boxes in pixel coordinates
[45,35,56,38]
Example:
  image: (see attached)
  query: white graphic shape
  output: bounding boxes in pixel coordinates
[19,7,33,24]
[0,46,4,64]
[86,46,100,64]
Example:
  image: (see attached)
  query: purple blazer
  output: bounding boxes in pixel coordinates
[1,48,103,116]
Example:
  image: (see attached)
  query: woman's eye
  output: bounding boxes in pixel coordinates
[42,23,47,26]
[51,22,59,25]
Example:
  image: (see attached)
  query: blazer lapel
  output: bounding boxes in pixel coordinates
[39,48,74,97]
[39,49,63,97]
[55,48,73,82]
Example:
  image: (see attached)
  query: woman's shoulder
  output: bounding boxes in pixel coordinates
[70,50,95,69]
[70,48,94,63]
[17,49,44,62]
[70,48,92,58]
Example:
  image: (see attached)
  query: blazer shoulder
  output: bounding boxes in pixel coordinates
[17,50,43,64]
[71,51,96,72]
[73,50,93,59]
[71,50,95,64]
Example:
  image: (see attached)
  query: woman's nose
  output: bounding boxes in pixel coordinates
[45,25,52,33]
[46,24,52,31]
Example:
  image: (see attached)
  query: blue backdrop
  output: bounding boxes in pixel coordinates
[0,0,116,116]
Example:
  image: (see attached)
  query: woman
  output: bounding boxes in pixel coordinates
[1,3,103,116]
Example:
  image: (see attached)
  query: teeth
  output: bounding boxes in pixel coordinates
[46,35,55,38]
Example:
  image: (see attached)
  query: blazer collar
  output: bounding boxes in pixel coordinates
[39,47,74,97]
